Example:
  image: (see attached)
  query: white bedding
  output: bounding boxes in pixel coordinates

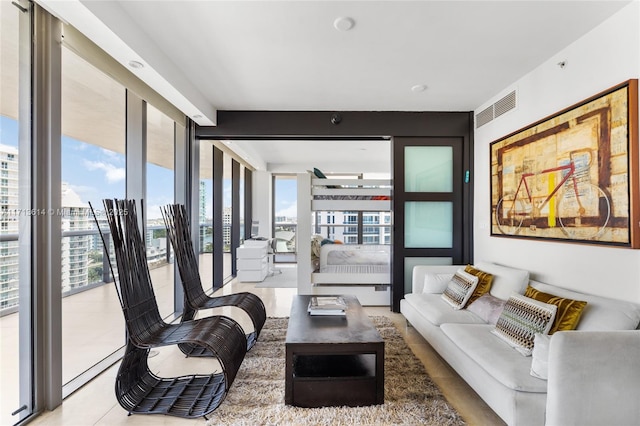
[319,244,390,266]
[319,264,390,274]
[314,244,391,285]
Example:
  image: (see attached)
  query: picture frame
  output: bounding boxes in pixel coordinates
[490,79,639,248]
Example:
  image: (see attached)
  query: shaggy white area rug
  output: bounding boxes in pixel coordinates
[205,316,465,426]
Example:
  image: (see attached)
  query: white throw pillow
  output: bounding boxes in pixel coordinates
[530,333,551,380]
[423,273,454,294]
[440,269,479,310]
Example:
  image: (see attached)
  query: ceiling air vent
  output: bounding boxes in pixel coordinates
[475,89,517,128]
[494,90,516,118]
[476,106,494,128]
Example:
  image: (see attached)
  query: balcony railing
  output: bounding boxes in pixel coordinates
[0,224,173,317]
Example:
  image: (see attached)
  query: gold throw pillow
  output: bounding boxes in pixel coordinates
[464,264,494,305]
[524,285,588,334]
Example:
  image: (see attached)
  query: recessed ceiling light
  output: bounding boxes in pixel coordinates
[193,114,202,119]
[128,60,144,69]
[411,84,427,93]
[334,17,355,31]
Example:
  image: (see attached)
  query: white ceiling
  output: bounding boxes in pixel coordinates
[39,0,632,173]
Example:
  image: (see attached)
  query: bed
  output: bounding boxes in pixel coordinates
[313,244,390,285]
[310,178,391,211]
[297,172,392,306]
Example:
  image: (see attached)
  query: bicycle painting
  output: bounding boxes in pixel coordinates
[490,80,639,247]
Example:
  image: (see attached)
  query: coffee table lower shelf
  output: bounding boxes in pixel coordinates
[289,353,379,407]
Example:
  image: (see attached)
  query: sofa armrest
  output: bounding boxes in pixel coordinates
[546,330,640,426]
[411,265,460,294]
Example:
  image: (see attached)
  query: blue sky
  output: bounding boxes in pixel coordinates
[275,178,297,219]
[0,115,297,221]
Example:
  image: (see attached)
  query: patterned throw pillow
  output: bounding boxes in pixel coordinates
[524,285,587,334]
[440,269,479,310]
[492,294,557,356]
[464,264,494,304]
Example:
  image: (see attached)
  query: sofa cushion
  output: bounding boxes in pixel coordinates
[441,269,479,309]
[474,261,529,300]
[492,294,557,356]
[464,264,494,304]
[403,293,485,326]
[530,281,640,331]
[440,323,548,393]
[524,285,587,334]
[423,272,454,294]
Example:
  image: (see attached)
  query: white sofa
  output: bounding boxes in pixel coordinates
[400,261,640,426]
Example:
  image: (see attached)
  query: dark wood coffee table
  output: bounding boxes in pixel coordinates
[284,295,384,407]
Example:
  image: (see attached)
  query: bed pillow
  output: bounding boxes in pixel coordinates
[423,273,454,294]
[464,264,494,304]
[466,294,506,325]
[440,269,479,310]
[524,285,587,334]
[492,293,557,356]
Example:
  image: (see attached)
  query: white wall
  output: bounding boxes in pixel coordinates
[252,170,272,238]
[473,2,640,302]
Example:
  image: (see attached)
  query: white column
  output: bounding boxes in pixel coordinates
[296,173,311,294]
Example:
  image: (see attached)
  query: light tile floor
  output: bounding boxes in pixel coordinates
[26,267,505,426]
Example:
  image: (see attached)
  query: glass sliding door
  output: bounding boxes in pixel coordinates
[393,138,468,311]
[0,1,33,423]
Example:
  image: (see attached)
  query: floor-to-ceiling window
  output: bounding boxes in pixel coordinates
[0,1,33,423]
[222,153,232,280]
[239,164,245,244]
[273,174,297,262]
[1,4,189,420]
[198,141,213,287]
[60,45,127,390]
[146,104,175,319]
[196,141,253,287]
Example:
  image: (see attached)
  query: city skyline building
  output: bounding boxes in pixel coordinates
[60,182,91,294]
[0,144,19,311]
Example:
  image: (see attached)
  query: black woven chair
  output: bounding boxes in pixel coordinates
[92,199,247,419]
[161,203,267,350]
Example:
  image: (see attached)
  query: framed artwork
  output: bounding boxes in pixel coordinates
[490,79,639,248]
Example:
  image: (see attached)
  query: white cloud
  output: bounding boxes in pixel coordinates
[276,203,297,219]
[68,184,97,199]
[84,160,125,183]
[147,204,164,220]
[100,148,123,161]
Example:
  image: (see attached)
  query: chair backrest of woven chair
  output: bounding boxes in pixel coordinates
[161,204,209,307]
[99,199,165,346]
